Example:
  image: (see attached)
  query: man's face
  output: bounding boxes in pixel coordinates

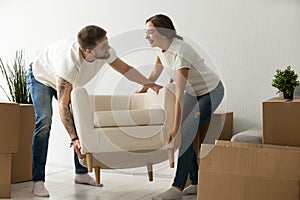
[92,36,111,59]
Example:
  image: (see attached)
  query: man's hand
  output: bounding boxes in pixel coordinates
[72,139,86,159]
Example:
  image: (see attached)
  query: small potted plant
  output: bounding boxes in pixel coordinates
[272,66,300,100]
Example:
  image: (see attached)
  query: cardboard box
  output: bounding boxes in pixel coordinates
[0,154,12,198]
[200,112,233,144]
[0,101,20,153]
[193,112,233,160]
[198,141,300,200]
[263,97,300,147]
[11,104,35,183]
[186,112,233,188]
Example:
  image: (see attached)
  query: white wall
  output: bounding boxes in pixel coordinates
[1,0,300,167]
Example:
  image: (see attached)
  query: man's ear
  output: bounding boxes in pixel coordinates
[85,49,93,54]
[82,49,93,59]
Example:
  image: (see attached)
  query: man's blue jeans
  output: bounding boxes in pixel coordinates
[27,66,88,182]
[172,81,224,189]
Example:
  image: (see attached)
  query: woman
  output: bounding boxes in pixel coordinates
[139,14,224,200]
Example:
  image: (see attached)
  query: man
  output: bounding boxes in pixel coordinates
[27,25,162,197]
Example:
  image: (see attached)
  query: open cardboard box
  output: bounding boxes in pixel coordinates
[198,140,300,200]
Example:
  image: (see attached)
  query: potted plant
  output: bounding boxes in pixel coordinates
[0,50,34,183]
[271,66,300,100]
[0,50,32,104]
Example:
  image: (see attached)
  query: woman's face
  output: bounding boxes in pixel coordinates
[145,21,165,48]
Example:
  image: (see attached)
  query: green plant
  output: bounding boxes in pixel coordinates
[0,50,32,104]
[272,66,300,99]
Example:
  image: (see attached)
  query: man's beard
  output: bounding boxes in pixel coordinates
[95,52,110,59]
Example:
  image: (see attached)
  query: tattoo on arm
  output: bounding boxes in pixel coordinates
[57,77,77,139]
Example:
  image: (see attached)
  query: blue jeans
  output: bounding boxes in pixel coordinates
[27,66,88,182]
[172,81,224,189]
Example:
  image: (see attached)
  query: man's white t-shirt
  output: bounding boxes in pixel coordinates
[158,38,220,96]
[32,38,117,89]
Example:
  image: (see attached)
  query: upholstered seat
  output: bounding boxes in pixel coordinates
[231,127,262,144]
[71,84,176,184]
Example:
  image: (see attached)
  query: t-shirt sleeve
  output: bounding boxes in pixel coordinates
[174,54,192,71]
[106,48,118,64]
[55,64,78,84]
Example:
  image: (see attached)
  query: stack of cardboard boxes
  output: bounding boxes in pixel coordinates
[0,101,20,198]
[197,98,300,200]
[0,102,34,198]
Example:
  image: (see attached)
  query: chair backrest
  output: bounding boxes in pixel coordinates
[89,95,131,111]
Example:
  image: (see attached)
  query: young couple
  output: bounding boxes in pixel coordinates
[29,14,224,199]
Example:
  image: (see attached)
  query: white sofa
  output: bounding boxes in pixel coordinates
[71,84,176,184]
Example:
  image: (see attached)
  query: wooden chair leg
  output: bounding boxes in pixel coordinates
[94,166,101,185]
[146,164,153,182]
[168,149,174,168]
[86,153,93,173]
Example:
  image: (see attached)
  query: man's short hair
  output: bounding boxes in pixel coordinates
[77,25,107,51]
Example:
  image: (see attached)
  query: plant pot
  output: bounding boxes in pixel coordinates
[283,90,294,100]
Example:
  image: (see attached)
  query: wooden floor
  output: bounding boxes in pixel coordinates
[7,164,197,200]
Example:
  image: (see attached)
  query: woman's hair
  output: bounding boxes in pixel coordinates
[146,14,183,40]
[77,25,107,51]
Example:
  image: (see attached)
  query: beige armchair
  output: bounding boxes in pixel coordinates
[71,84,175,184]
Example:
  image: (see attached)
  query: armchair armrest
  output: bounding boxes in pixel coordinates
[71,87,96,153]
[130,84,176,146]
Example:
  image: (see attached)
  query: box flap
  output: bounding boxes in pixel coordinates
[216,140,300,150]
[263,97,289,103]
[0,101,18,105]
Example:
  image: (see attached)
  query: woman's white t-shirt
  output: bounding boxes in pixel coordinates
[32,38,117,89]
[158,38,220,96]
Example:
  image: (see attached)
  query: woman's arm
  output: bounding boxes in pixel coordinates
[137,56,164,93]
[109,57,162,93]
[167,68,188,147]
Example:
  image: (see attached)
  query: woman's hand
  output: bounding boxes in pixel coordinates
[72,139,86,159]
[135,86,149,93]
[167,128,182,149]
[141,83,163,94]
[150,83,163,94]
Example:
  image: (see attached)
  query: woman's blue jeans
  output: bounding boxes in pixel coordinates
[172,81,224,189]
[27,66,88,182]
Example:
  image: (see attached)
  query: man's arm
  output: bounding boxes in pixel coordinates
[56,76,85,158]
[109,58,162,93]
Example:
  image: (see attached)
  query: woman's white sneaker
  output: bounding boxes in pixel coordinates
[182,184,197,195]
[151,186,182,200]
[32,181,50,197]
